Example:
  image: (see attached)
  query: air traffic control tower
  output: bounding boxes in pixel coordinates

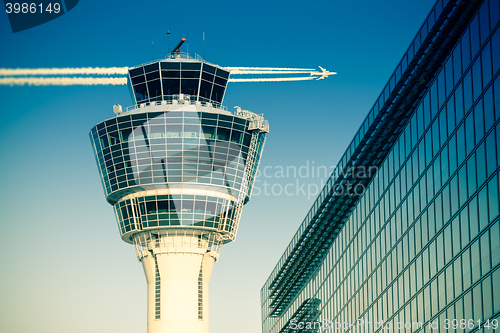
[89,40,268,333]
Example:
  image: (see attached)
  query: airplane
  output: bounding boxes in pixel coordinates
[310,66,337,80]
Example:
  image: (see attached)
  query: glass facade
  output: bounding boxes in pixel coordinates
[262,0,500,332]
[90,106,266,243]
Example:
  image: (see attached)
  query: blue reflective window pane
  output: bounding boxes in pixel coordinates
[145,63,159,73]
[134,83,148,101]
[488,174,499,222]
[214,76,227,86]
[496,76,500,121]
[491,0,500,29]
[479,1,490,45]
[147,80,161,98]
[452,215,461,257]
[433,158,442,194]
[424,94,432,128]
[486,131,497,177]
[453,44,462,85]
[211,84,225,103]
[425,130,433,165]
[470,197,479,240]
[199,80,212,100]
[482,42,493,86]
[470,15,481,59]
[492,28,500,74]
[465,112,475,155]
[478,186,489,231]
[181,70,200,79]
[439,110,448,146]
[162,79,179,95]
[202,72,214,82]
[146,71,160,81]
[162,70,180,78]
[160,62,180,70]
[467,155,478,196]
[131,75,145,85]
[483,276,493,319]
[475,102,485,143]
[484,86,495,132]
[181,63,201,70]
[455,82,465,124]
[472,58,482,102]
[438,70,446,109]
[181,79,199,96]
[491,221,500,268]
[202,64,216,74]
[471,240,481,283]
[431,82,439,118]
[498,125,500,168]
[462,28,472,70]
[473,283,483,319]
[449,135,457,175]
[445,57,454,97]
[463,250,472,290]
[215,68,230,79]
[457,123,466,165]
[464,71,473,112]
[129,67,144,77]
[477,142,487,188]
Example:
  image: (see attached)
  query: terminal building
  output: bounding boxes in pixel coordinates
[89,45,268,333]
[261,0,500,332]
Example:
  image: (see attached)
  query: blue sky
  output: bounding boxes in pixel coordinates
[0,1,436,332]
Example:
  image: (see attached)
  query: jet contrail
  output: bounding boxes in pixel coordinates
[228,70,314,75]
[1,67,314,76]
[228,77,316,82]
[0,66,333,85]
[225,67,316,72]
[0,77,128,86]
[0,67,129,76]
[225,66,334,81]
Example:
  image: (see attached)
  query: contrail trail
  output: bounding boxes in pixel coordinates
[228,70,314,75]
[0,66,332,85]
[226,66,330,81]
[228,77,316,82]
[0,77,128,86]
[225,67,316,72]
[1,67,314,76]
[0,67,129,76]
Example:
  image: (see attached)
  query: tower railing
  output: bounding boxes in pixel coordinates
[131,53,206,69]
[122,94,228,113]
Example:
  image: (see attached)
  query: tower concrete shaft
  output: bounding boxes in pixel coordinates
[137,232,217,333]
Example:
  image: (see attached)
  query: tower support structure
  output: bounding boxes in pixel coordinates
[90,53,268,333]
[136,231,218,333]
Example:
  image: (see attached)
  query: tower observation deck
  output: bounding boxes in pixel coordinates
[90,51,269,333]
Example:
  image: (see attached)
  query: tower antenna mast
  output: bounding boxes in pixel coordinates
[167,30,170,56]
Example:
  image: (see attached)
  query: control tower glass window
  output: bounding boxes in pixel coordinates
[128,60,229,106]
